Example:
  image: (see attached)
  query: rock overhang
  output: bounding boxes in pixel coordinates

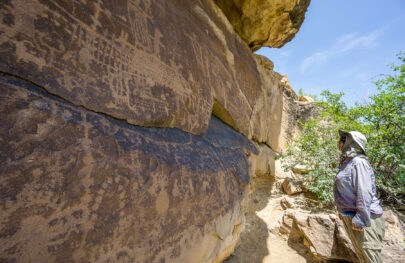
[214,0,311,51]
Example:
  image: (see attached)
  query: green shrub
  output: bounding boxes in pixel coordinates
[278,53,405,205]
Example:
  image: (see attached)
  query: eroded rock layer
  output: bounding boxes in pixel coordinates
[0,0,261,136]
[250,54,317,152]
[214,0,311,50]
[0,73,257,263]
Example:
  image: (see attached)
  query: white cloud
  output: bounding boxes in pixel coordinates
[300,29,382,72]
[300,51,329,72]
[337,32,358,43]
[340,30,380,52]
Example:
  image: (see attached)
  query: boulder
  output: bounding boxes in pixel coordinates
[280,196,296,209]
[282,178,305,195]
[282,211,358,262]
[280,75,299,101]
[382,209,405,263]
[0,73,258,263]
[279,203,405,263]
[295,213,358,261]
[299,96,315,103]
[274,158,295,179]
[214,0,311,51]
[292,164,312,174]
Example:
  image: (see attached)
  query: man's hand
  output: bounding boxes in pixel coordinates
[351,222,363,231]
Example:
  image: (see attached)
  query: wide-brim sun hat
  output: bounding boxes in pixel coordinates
[338,129,367,153]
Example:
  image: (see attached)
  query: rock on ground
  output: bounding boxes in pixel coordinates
[382,209,405,263]
[228,146,405,263]
[282,177,305,195]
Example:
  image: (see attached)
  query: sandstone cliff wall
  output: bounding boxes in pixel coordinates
[0,0,311,262]
[1,73,256,262]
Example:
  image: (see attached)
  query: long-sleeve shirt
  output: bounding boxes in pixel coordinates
[333,156,383,228]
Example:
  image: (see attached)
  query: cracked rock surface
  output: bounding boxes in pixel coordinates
[0,73,257,262]
[0,1,315,262]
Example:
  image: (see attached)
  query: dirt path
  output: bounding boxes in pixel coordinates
[224,176,309,263]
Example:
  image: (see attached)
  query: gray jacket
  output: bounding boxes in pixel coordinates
[334,130,383,228]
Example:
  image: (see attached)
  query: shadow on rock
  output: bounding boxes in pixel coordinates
[223,176,274,262]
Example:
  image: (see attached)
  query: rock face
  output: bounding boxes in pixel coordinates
[214,0,311,50]
[0,0,329,262]
[250,55,316,152]
[0,0,261,137]
[250,54,285,152]
[0,73,257,262]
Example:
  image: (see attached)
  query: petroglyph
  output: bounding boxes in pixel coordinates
[0,73,257,262]
[0,0,261,136]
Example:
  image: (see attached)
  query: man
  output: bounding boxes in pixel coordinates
[334,130,385,262]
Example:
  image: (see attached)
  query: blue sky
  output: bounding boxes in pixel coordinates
[255,0,405,105]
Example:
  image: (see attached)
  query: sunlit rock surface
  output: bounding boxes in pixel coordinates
[214,0,311,51]
[251,55,318,152]
[0,0,261,136]
[382,209,405,263]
